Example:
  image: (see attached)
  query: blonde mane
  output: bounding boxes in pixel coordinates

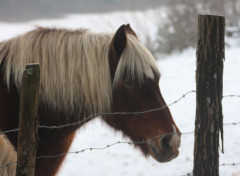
[113,35,160,87]
[0,27,160,116]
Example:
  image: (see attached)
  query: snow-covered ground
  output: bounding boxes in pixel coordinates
[0,8,240,176]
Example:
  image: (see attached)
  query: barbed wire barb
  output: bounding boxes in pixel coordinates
[223,94,240,98]
[220,162,240,166]
[181,173,193,176]
[0,161,17,169]
[223,121,240,126]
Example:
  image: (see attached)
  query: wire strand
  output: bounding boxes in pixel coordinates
[1,90,240,172]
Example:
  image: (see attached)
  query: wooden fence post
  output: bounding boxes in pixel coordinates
[16,64,40,176]
[193,15,225,176]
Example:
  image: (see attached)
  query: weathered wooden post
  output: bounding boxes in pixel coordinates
[193,15,225,176]
[16,64,40,176]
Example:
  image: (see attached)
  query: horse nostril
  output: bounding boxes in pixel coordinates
[160,134,172,151]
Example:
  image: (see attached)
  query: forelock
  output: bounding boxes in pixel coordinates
[113,35,160,87]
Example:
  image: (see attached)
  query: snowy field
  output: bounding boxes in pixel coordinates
[0,9,240,176]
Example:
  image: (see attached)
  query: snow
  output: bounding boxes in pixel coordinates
[0,8,240,176]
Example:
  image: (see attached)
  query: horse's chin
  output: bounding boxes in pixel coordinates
[148,143,179,163]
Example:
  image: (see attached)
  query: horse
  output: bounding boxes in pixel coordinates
[0,24,181,176]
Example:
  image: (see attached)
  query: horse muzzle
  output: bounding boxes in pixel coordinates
[148,133,181,162]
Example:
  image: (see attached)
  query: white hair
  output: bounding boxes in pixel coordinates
[0,27,160,117]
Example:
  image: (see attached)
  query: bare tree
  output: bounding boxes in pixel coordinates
[152,0,240,55]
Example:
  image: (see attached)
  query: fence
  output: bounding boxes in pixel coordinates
[0,15,240,176]
[0,91,240,175]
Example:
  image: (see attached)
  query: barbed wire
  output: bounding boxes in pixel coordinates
[0,128,19,135]
[223,121,240,126]
[223,94,240,98]
[2,120,239,136]
[38,91,240,130]
[181,162,240,176]
[0,133,169,169]
[182,173,193,176]
[39,90,196,130]
[1,90,240,173]
[0,161,17,169]
[14,128,240,160]
[220,162,240,166]
[0,90,196,135]
[1,90,240,135]
[7,133,171,163]
[1,128,240,170]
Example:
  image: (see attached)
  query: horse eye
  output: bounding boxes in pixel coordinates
[124,79,136,89]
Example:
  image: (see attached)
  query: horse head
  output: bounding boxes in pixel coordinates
[104,24,181,162]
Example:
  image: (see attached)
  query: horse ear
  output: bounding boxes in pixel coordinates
[109,24,127,79]
[112,24,127,58]
[125,24,138,39]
